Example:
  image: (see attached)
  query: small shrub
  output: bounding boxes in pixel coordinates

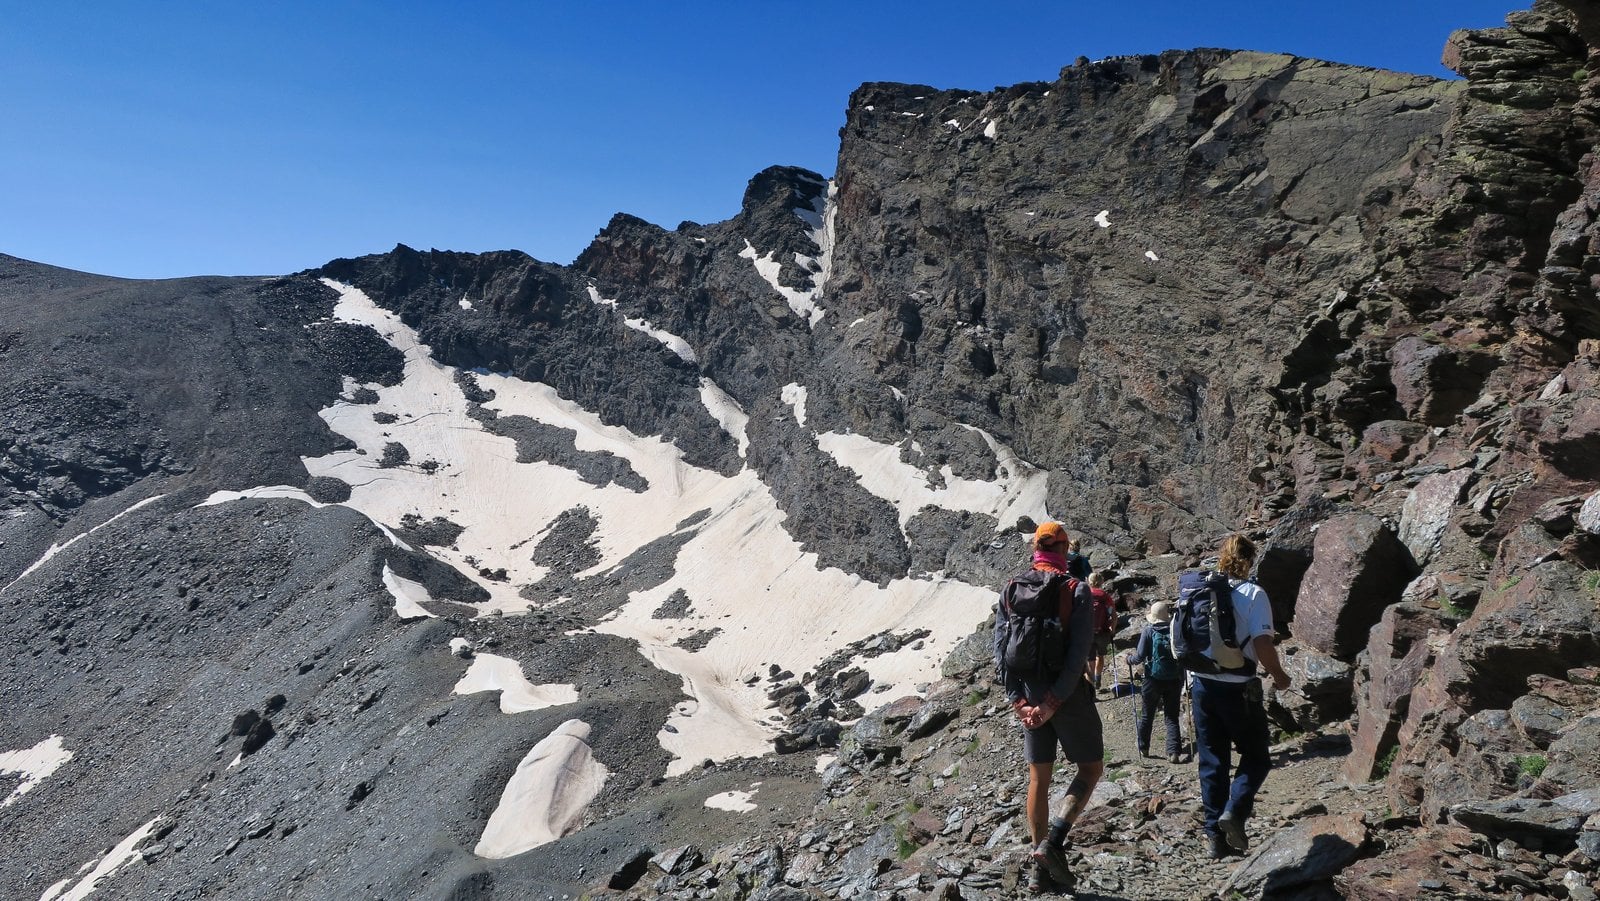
[964,690,984,706]
[1376,744,1400,778]
[1575,68,1590,82]
[864,800,879,816]
[904,799,922,814]
[1584,570,1600,593]
[1517,754,1547,778]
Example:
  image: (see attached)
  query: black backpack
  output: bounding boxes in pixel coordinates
[1170,570,1256,677]
[998,570,1076,679]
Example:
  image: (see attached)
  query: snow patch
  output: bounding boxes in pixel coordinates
[454,653,579,713]
[780,384,808,427]
[459,297,474,310]
[40,817,161,901]
[1094,210,1112,228]
[814,754,837,775]
[739,237,827,329]
[587,287,698,363]
[983,119,998,139]
[705,789,758,812]
[474,720,609,858]
[699,379,750,458]
[0,735,72,808]
[1145,250,1160,262]
[815,425,1049,529]
[2,495,166,597]
[382,565,438,620]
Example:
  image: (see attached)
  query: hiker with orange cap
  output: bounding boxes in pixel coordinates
[993,521,1103,894]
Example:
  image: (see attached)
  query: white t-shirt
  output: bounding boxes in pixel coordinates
[1195,578,1275,684]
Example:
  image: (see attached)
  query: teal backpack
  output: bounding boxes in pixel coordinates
[1147,626,1181,681]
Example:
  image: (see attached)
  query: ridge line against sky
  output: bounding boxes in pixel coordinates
[3,1,1521,280]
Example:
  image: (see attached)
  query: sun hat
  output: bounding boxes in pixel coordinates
[1146,601,1173,624]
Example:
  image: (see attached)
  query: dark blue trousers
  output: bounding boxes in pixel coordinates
[1191,676,1271,836]
[1136,677,1183,756]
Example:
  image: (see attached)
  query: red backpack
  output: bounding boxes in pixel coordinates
[1090,587,1116,635]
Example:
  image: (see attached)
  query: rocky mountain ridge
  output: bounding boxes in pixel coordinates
[2,2,1600,899]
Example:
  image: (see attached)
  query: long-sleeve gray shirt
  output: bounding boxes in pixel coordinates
[993,571,1095,704]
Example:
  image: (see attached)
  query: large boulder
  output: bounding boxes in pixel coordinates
[1434,561,1600,710]
[1269,642,1353,732]
[1291,513,1417,659]
[1397,468,1474,566]
[1344,599,1452,782]
[1253,498,1341,626]
[1218,811,1367,899]
[1450,798,1587,851]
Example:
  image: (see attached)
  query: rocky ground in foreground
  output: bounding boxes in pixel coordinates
[594,637,1600,901]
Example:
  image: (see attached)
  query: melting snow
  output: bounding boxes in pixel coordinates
[705,789,758,812]
[307,280,998,775]
[382,565,439,620]
[2,495,166,597]
[781,383,809,427]
[1094,210,1112,228]
[453,653,579,713]
[39,817,161,901]
[983,119,998,139]
[738,190,833,333]
[459,297,474,310]
[699,378,750,458]
[0,735,72,808]
[814,754,837,775]
[474,719,609,858]
[1145,250,1160,262]
[587,287,698,363]
[815,425,1049,530]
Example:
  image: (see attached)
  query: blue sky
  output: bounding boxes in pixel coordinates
[3,1,1521,279]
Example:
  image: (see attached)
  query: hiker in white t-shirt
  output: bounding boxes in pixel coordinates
[1190,534,1291,860]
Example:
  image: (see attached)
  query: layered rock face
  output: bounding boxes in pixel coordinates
[4,2,1600,900]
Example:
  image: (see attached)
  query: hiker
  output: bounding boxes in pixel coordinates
[1085,572,1116,690]
[1064,537,1091,581]
[1124,600,1184,762]
[993,521,1104,893]
[1183,535,1291,859]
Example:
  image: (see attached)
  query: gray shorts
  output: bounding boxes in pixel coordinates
[1022,678,1104,765]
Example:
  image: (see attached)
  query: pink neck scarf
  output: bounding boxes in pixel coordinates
[1033,549,1069,572]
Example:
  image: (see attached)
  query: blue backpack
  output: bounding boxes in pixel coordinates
[1170,570,1256,677]
[1147,626,1180,681]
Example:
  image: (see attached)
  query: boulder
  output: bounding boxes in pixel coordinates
[1344,601,1451,782]
[1581,490,1600,534]
[1545,714,1600,791]
[1270,642,1353,731]
[905,691,961,741]
[1397,468,1473,566]
[1254,498,1340,626]
[1450,798,1586,850]
[1415,708,1538,823]
[1291,513,1416,659]
[1434,561,1600,710]
[845,696,923,760]
[939,621,994,681]
[1334,825,1483,901]
[1360,419,1431,463]
[1510,692,1576,747]
[1218,811,1367,899]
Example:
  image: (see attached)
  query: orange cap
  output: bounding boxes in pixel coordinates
[1033,521,1067,546]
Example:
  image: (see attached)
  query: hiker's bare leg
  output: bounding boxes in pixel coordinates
[1054,760,1104,828]
[1027,762,1054,843]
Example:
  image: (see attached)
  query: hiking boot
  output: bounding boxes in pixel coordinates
[1207,832,1231,860]
[1136,746,1150,758]
[1167,752,1182,764]
[1031,841,1076,891]
[1026,862,1056,894]
[1218,810,1248,852]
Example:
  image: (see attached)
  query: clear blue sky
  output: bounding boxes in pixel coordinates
[3,1,1522,279]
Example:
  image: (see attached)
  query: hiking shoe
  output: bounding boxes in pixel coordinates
[1027,862,1055,894]
[1168,752,1182,764]
[1218,810,1248,852]
[1207,832,1231,860]
[1031,841,1076,891]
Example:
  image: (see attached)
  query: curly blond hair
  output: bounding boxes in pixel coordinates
[1218,534,1256,580]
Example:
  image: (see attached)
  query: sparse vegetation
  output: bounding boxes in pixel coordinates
[1376,744,1400,778]
[1517,754,1547,778]
[864,800,879,816]
[1584,569,1600,593]
[964,689,984,706]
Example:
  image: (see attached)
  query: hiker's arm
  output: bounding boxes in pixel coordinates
[1126,627,1149,666]
[1252,634,1290,691]
[1046,582,1096,702]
